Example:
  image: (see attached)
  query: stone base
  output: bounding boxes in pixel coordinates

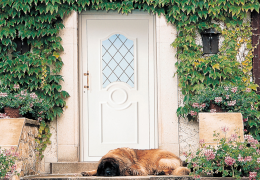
[0,118,41,177]
[199,113,244,147]
[50,162,98,174]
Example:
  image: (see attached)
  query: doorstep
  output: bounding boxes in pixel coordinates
[50,162,99,174]
[21,175,193,180]
[19,175,250,180]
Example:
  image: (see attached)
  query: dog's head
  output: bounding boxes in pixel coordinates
[97,158,120,176]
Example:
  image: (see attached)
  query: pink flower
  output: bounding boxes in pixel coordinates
[30,103,33,108]
[12,152,19,157]
[231,134,237,140]
[199,139,205,144]
[14,84,20,89]
[226,95,230,99]
[39,111,43,114]
[249,172,257,180]
[257,158,260,163]
[221,126,229,133]
[256,149,260,154]
[245,135,254,141]
[244,156,252,162]
[243,117,248,122]
[227,100,236,106]
[214,97,222,103]
[192,103,199,108]
[231,87,237,93]
[190,111,197,116]
[194,175,201,179]
[193,163,197,167]
[239,145,244,150]
[204,149,215,160]
[30,92,38,99]
[244,129,247,132]
[225,156,236,166]
[0,113,8,118]
[38,117,42,121]
[251,105,254,110]
[238,154,244,162]
[200,103,206,108]
[21,90,27,96]
[224,87,229,91]
[246,88,251,92]
[5,173,11,179]
[0,92,8,97]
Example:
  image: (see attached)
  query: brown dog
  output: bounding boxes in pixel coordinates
[81,147,190,176]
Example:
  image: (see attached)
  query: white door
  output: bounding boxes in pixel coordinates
[80,11,157,161]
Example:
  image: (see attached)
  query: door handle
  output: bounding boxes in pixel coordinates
[84,71,89,89]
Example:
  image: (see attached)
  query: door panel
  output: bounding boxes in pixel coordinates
[80,12,156,161]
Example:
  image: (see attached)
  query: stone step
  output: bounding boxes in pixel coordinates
[50,162,99,174]
[20,175,250,180]
[21,175,194,180]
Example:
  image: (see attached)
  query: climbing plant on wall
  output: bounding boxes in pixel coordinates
[0,0,260,156]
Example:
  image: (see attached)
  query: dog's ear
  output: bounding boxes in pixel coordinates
[97,160,105,176]
[113,160,120,176]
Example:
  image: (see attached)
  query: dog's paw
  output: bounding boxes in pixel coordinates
[172,167,190,175]
[81,170,97,176]
[81,172,90,176]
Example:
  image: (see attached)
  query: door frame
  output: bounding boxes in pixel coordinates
[79,10,158,161]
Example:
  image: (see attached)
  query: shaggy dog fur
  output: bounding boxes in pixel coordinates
[81,147,190,176]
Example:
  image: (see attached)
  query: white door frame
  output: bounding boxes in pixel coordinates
[79,10,158,161]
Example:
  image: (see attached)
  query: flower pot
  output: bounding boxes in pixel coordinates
[210,100,223,112]
[4,107,22,118]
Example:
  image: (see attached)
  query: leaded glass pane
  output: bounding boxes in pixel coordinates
[102,34,134,88]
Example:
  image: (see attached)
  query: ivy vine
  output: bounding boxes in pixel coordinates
[0,0,260,156]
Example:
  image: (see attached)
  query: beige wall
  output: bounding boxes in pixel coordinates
[43,11,79,173]
[43,11,184,172]
[156,15,180,156]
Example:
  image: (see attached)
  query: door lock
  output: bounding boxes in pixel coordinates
[84,71,89,89]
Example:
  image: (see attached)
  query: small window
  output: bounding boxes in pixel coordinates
[102,34,134,88]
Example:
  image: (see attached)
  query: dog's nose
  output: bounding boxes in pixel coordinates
[105,169,111,175]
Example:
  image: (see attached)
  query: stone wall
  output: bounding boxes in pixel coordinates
[16,119,42,177]
[178,91,199,161]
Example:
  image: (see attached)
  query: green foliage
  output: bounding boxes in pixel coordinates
[186,129,260,179]
[0,147,19,178]
[0,0,259,157]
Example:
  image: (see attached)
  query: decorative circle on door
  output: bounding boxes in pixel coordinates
[110,88,128,105]
[102,34,134,88]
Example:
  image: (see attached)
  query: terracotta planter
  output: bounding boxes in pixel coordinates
[4,107,22,118]
[209,100,223,112]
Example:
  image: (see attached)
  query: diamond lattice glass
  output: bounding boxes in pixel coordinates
[102,34,134,88]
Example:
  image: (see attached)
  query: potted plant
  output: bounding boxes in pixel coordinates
[0,85,50,120]
[185,127,260,180]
